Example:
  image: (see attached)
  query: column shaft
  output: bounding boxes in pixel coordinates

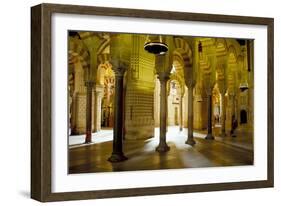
[230,94,237,136]
[156,74,170,152]
[220,92,226,137]
[231,95,236,118]
[108,74,128,162]
[205,93,214,140]
[186,86,196,145]
[93,90,99,133]
[179,95,183,131]
[85,81,94,143]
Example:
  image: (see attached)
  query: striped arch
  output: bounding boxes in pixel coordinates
[200,54,211,75]
[97,59,114,85]
[173,51,185,75]
[237,55,244,65]
[97,37,110,54]
[68,38,90,79]
[98,53,111,65]
[97,53,112,83]
[173,37,193,68]
[173,37,194,88]
[215,38,228,53]
[228,45,237,64]
[78,31,110,56]
[216,68,225,81]
[78,31,95,40]
[215,38,228,88]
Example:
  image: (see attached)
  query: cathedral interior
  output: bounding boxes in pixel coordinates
[68,31,254,174]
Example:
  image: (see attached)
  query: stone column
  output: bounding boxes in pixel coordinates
[216,53,227,137]
[186,84,196,145]
[205,88,214,140]
[108,69,128,162]
[179,94,183,131]
[220,91,226,137]
[156,73,170,152]
[229,93,236,136]
[231,94,236,118]
[85,80,94,143]
[93,89,100,133]
[96,88,103,131]
[234,94,239,125]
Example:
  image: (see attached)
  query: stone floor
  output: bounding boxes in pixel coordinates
[68,126,253,174]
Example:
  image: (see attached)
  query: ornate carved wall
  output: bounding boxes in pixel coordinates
[124,35,155,140]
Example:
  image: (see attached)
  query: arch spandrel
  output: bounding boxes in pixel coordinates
[69,37,91,82]
[173,37,194,88]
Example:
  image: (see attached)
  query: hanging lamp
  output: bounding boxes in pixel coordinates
[144,35,168,55]
[239,82,249,92]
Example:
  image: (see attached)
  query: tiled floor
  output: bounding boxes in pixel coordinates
[69,126,253,174]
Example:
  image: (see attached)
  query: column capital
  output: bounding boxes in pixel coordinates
[94,84,104,94]
[180,92,185,98]
[157,72,170,83]
[216,53,227,61]
[228,92,236,99]
[205,86,213,95]
[85,80,95,88]
[155,54,173,74]
[113,67,126,77]
[219,88,227,95]
[185,79,196,88]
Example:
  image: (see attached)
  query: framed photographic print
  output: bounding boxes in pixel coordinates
[31,3,274,202]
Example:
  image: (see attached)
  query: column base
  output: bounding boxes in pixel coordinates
[205,133,215,140]
[70,129,78,136]
[85,131,92,143]
[84,137,92,144]
[156,142,170,153]
[185,138,196,146]
[108,153,128,163]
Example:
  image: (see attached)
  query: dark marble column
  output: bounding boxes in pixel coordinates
[85,80,94,143]
[156,73,170,153]
[108,69,128,162]
[229,93,237,137]
[93,89,99,133]
[205,91,215,140]
[186,85,196,145]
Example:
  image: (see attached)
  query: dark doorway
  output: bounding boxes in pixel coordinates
[240,110,247,124]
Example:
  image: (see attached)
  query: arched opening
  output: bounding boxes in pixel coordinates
[212,84,221,127]
[168,79,181,127]
[240,109,247,124]
[100,67,115,128]
[68,44,90,135]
